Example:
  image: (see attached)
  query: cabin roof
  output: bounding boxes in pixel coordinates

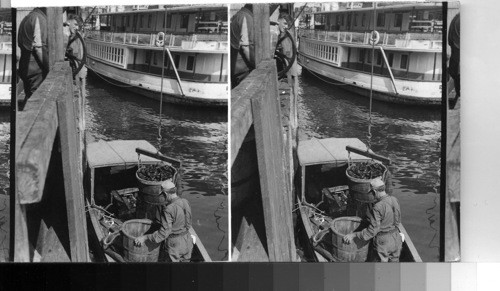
[87,140,159,168]
[297,138,371,166]
[99,5,227,16]
[314,3,442,15]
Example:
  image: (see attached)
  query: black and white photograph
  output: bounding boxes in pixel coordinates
[231,2,452,262]
[12,5,228,262]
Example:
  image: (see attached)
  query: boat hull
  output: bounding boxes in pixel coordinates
[298,53,442,106]
[87,56,228,107]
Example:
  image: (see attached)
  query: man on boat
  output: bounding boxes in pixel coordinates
[230,4,255,88]
[134,180,193,262]
[343,178,403,262]
[17,7,49,109]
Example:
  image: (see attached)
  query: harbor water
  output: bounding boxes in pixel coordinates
[85,73,228,261]
[298,68,441,262]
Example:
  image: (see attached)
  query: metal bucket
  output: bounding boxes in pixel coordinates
[330,216,369,262]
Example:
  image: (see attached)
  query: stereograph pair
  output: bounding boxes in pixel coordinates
[0,2,459,264]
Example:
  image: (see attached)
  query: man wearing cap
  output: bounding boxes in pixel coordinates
[134,180,193,262]
[343,178,403,262]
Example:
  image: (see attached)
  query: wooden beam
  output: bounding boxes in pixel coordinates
[16,63,69,204]
[57,71,89,262]
[251,60,296,261]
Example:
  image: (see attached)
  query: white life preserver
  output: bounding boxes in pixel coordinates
[369,30,380,45]
[156,32,165,47]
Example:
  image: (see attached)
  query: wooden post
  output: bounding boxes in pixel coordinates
[46,7,65,66]
[251,60,296,261]
[57,71,89,262]
[252,4,271,65]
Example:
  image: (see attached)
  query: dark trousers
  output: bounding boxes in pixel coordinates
[373,230,402,262]
[159,232,194,262]
[18,47,49,108]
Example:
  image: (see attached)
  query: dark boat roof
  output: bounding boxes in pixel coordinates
[297,138,372,166]
[314,3,442,15]
[99,5,227,16]
[87,139,160,169]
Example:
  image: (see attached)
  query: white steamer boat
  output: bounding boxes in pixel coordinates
[85,5,228,107]
[298,3,443,105]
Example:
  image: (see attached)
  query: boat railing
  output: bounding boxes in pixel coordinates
[86,30,228,51]
[299,29,442,50]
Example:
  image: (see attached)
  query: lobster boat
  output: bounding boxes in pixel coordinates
[85,5,228,107]
[85,139,211,262]
[295,137,421,262]
[298,2,443,105]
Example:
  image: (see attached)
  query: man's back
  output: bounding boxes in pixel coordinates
[18,8,47,51]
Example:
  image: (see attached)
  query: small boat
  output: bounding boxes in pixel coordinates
[295,137,422,262]
[85,139,211,262]
[297,2,443,105]
[85,5,228,107]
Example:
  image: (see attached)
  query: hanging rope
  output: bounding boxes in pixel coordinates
[157,7,168,151]
[367,4,377,151]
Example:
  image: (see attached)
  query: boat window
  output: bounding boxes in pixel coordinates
[362,14,366,27]
[181,14,190,29]
[359,49,365,63]
[340,14,344,26]
[388,52,394,67]
[400,54,409,69]
[148,14,152,28]
[174,54,180,69]
[376,51,382,66]
[354,14,358,26]
[152,52,157,65]
[394,14,403,28]
[145,51,151,64]
[127,15,130,27]
[366,50,372,64]
[377,13,385,27]
[164,53,170,68]
[186,55,195,71]
[139,15,143,28]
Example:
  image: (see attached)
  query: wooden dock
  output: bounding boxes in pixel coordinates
[12,8,89,262]
[231,4,299,262]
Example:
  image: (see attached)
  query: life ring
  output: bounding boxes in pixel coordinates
[369,30,380,45]
[156,32,165,47]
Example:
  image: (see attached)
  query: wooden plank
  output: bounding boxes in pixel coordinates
[16,63,69,204]
[13,203,30,262]
[57,71,89,262]
[251,60,295,261]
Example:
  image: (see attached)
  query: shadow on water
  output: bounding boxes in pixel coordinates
[85,73,228,260]
[298,68,441,261]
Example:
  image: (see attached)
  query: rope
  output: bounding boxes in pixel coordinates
[367,4,377,151]
[157,7,168,151]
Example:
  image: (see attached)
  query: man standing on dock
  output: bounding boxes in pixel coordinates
[343,178,403,262]
[134,180,193,262]
[230,4,255,88]
[18,7,49,108]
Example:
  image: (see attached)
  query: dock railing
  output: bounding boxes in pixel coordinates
[299,29,442,50]
[86,30,228,51]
